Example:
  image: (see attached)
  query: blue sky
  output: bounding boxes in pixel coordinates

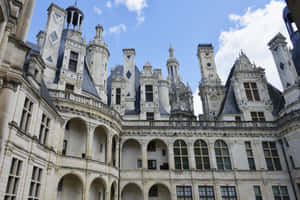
[27,0,288,114]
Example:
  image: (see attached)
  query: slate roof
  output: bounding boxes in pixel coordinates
[82,62,99,98]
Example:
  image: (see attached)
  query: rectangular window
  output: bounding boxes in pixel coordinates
[148,160,157,170]
[145,85,153,102]
[221,186,237,200]
[62,140,68,155]
[254,186,263,200]
[5,158,23,200]
[116,88,121,105]
[235,116,241,121]
[137,159,142,169]
[251,112,265,122]
[262,141,282,171]
[20,97,34,132]
[199,186,215,200]
[147,142,156,152]
[177,186,193,200]
[65,84,74,92]
[68,51,78,72]
[245,141,256,170]
[28,166,42,200]
[39,114,50,145]
[244,82,260,101]
[146,112,154,121]
[272,186,290,200]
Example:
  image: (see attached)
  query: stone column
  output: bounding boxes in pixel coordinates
[0,26,10,62]
[105,190,110,200]
[227,140,236,170]
[141,141,148,169]
[115,138,120,168]
[187,141,196,169]
[16,0,36,41]
[86,126,94,159]
[168,142,175,170]
[107,134,113,165]
[208,140,217,170]
[253,140,266,170]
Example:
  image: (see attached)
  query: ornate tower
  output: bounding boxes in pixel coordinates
[86,25,110,103]
[167,44,180,83]
[198,44,225,120]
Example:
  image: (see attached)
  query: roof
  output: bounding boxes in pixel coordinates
[82,62,99,98]
[40,79,57,111]
[267,84,285,115]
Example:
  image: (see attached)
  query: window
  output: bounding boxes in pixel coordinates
[235,116,241,121]
[20,97,34,132]
[194,140,210,170]
[28,167,42,200]
[262,141,282,171]
[145,85,153,102]
[149,186,158,197]
[244,82,260,101]
[5,158,23,200]
[177,186,193,200]
[245,141,256,170]
[39,114,50,145]
[272,186,290,200]
[65,84,74,92]
[148,160,157,170]
[137,159,142,168]
[146,112,154,121]
[251,112,265,122]
[199,186,215,200]
[221,186,237,200]
[116,88,121,105]
[254,186,263,200]
[174,140,189,170]
[147,141,156,152]
[215,140,232,170]
[68,51,78,72]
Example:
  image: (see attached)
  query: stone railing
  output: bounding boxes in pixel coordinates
[122,120,276,129]
[49,89,122,122]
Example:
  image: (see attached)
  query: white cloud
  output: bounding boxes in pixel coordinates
[93,6,103,15]
[193,89,203,116]
[114,0,147,23]
[106,1,112,8]
[215,0,290,91]
[108,24,127,35]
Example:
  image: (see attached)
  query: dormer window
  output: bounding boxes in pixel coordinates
[244,82,260,101]
[69,51,78,72]
[145,85,153,102]
[251,112,265,122]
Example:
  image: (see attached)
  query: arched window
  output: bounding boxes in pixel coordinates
[174,140,189,170]
[194,140,210,170]
[215,140,232,170]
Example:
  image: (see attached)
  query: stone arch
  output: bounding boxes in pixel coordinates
[112,134,118,167]
[122,139,142,169]
[121,183,143,200]
[110,181,118,200]
[148,183,171,200]
[89,177,107,200]
[147,139,169,170]
[57,173,83,200]
[63,118,88,158]
[93,125,108,162]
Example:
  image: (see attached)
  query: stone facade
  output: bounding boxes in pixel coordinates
[0,1,300,200]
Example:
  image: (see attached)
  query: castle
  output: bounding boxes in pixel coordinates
[0,1,300,200]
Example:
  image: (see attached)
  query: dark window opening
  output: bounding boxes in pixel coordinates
[145,85,153,102]
[149,186,158,197]
[147,141,156,152]
[116,88,121,105]
[251,112,265,122]
[68,51,78,72]
[146,112,154,121]
[148,160,157,170]
[65,84,74,92]
[244,82,260,101]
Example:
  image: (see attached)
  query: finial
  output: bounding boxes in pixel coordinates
[75,0,78,6]
[169,43,174,58]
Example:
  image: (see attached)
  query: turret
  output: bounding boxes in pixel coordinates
[86,25,110,103]
[123,49,136,110]
[167,44,180,83]
[198,44,225,120]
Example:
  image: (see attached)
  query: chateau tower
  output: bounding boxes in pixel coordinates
[167,44,180,83]
[198,44,224,120]
[86,25,110,103]
[123,49,136,110]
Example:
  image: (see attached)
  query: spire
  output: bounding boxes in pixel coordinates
[169,43,174,58]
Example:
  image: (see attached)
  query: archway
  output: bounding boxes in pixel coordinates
[121,183,143,200]
[122,139,142,169]
[110,181,117,200]
[89,178,106,200]
[147,139,169,170]
[93,126,107,162]
[57,174,83,200]
[63,118,87,158]
[148,184,171,200]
